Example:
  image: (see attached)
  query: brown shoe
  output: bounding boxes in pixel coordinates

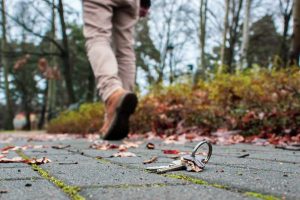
[100,89,138,140]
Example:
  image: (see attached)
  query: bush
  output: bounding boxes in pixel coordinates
[47,103,105,134]
[47,68,300,136]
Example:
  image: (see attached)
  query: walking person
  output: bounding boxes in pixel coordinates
[83,0,151,140]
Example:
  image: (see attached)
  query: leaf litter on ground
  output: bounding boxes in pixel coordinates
[143,156,158,164]
[0,157,51,165]
[111,152,136,158]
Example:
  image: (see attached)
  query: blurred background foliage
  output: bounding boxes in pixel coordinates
[1,0,300,136]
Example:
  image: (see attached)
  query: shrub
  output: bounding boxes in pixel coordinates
[47,68,300,136]
[47,103,104,134]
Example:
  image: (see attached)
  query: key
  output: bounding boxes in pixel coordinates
[146,160,185,174]
[155,160,186,174]
[146,140,213,174]
[182,140,213,170]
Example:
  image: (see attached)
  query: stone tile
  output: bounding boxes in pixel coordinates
[41,161,185,187]
[81,184,256,200]
[0,179,68,200]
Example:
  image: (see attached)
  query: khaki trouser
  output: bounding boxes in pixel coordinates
[83,0,139,101]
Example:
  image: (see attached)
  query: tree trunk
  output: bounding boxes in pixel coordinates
[289,0,300,66]
[38,82,48,129]
[47,0,57,122]
[219,0,230,74]
[1,0,14,130]
[57,0,76,104]
[227,0,243,73]
[194,0,208,85]
[279,0,293,67]
[238,0,252,71]
[86,65,95,102]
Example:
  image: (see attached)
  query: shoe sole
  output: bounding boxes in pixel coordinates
[102,93,138,140]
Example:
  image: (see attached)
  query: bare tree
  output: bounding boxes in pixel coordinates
[57,0,76,103]
[227,0,243,73]
[219,0,230,73]
[194,0,208,85]
[1,0,14,129]
[149,0,198,84]
[238,0,252,71]
[279,0,293,67]
[290,0,300,66]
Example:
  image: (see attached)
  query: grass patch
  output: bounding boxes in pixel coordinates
[16,151,85,200]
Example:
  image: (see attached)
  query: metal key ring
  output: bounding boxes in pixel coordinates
[191,140,212,163]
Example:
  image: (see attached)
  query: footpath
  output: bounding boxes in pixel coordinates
[0,132,299,200]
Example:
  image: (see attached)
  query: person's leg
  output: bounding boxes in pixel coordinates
[113,0,140,92]
[83,0,122,102]
[83,0,138,140]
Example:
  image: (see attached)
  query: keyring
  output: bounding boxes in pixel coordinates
[191,140,212,163]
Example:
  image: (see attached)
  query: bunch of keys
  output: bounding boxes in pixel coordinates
[146,140,212,174]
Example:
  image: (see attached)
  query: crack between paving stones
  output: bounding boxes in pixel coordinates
[165,174,282,200]
[79,182,189,190]
[16,150,86,200]
[0,177,43,181]
[67,148,282,200]
[208,162,300,175]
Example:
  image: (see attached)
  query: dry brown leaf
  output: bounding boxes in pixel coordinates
[111,152,136,158]
[143,156,158,164]
[26,157,52,165]
[0,156,51,165]
[90,142,119,150]
[52,145,71,149]
[0,157,24,163]
[146,143,155,150]
[181,158,203,172]
[119,141,143,151]
[162,149,180,155]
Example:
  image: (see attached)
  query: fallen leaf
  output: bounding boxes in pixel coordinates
[0,157,24,163]
[0,146,15,152]
[58,162,78,165]
[90,142,119,150]
[119,141,143,151]
[275,144,300,151]
[111,152,136,158]
[0,157,51,165]
[25,183,32,187]
[52,145,71,149]
[25,157,52,165]
[146,143,155,150]
[143,156,158,164]
[181,158,203,172]
[162,150,180,155]
[237,154,250,158]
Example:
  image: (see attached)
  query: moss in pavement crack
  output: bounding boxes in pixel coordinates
[16,150,85,200]
[166,174,281,200]
[244,192,281,200]
[165,174,228,189]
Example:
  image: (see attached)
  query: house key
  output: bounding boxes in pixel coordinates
[146,140,212,174]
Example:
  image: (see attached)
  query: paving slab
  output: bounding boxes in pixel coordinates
[80,184,257,200]
[40,161,185,187]
[23,148,72,156]
[178,164,299,200]
[0,167,41,180]
[0,179,68,200]
[1,133,299,200]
